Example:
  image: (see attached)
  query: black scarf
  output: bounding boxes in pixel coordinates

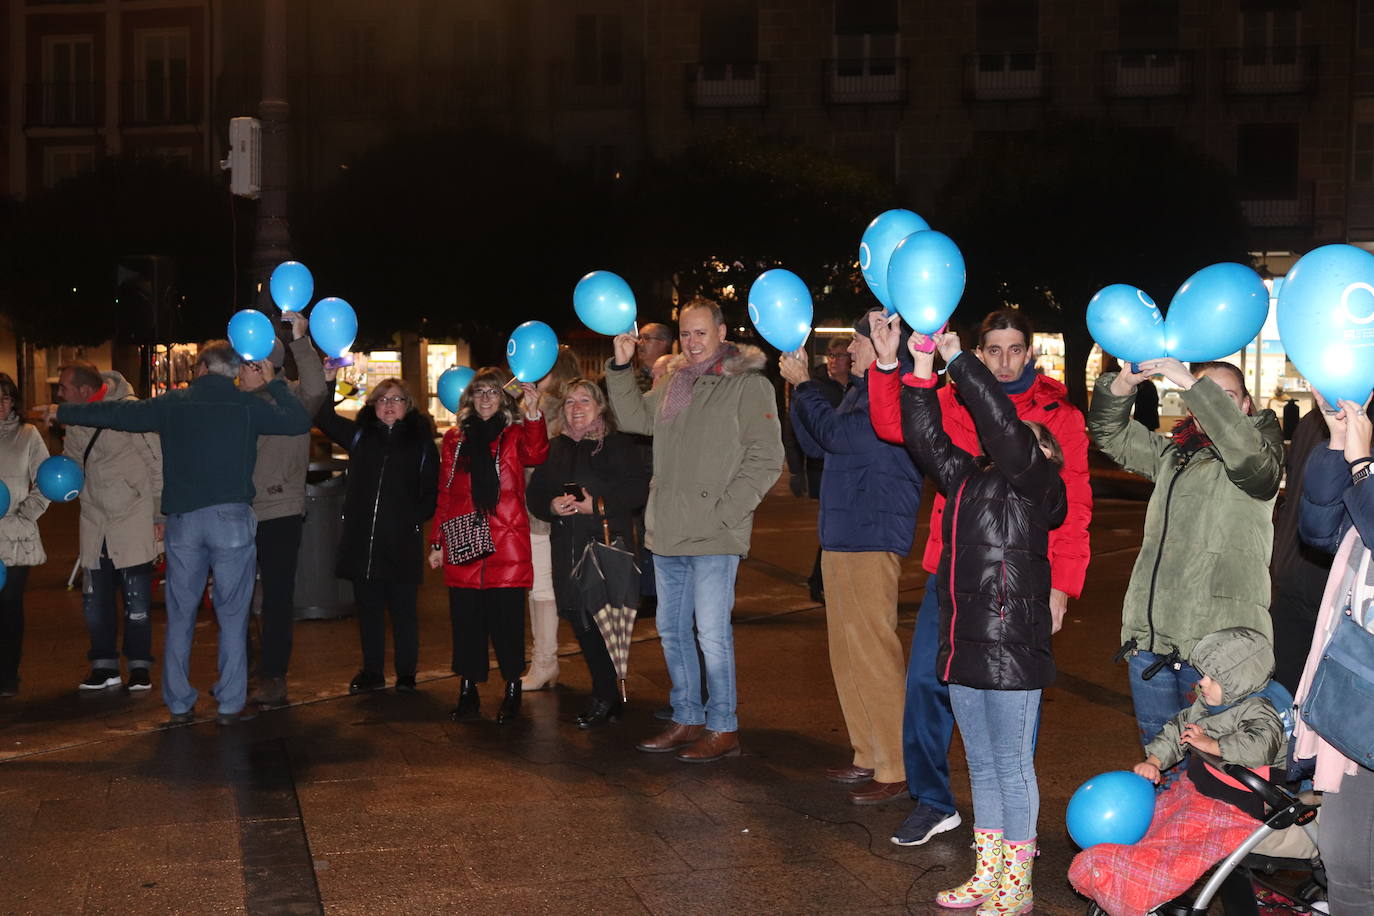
[460,413,507,512]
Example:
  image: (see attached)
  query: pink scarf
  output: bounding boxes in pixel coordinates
[565,416,607,455]
[660,346,732,423]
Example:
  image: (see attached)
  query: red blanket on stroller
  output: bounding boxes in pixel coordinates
[1068,775,1258,916]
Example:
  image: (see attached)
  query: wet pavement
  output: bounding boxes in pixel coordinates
[0,486,1155,915]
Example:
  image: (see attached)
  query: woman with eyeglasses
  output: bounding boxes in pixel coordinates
[316,373,439,695]
[0,374,51,697]
[430,368,547,724]
[527,378,649,726]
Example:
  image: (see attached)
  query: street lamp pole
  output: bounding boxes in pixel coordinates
[252,0,291,319]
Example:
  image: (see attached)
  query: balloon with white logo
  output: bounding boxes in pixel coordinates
[1161,263,1269,362]
[506,321,559,383]
[1086,285,1166,363]
[37,455,83,502]
[859,209,930,311]
[1278,244,1374,405]
[747,269,813,352]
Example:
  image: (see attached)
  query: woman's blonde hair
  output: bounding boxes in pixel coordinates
[561,378,617,436]
[456,366,521,426]
[364,377,414,413]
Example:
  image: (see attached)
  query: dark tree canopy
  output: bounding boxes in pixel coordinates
[936,119,1251,407]
[0,157,239,346]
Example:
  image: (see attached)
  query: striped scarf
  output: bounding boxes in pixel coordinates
[660,345,732,423]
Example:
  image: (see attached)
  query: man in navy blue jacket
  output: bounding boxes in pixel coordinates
[780,309,923,805]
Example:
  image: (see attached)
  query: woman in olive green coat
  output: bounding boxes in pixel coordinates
[1088,357,1283,751]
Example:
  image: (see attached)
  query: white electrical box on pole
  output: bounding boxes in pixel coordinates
[221,117,262,199]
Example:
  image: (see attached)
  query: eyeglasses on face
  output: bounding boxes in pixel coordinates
[376,395,407,405]
[470,387,502,399]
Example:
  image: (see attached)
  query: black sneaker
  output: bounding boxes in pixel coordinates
[0,679,18,698]
[349,670,386,694]
[395,675,418,694]
[126,669,152,691]
[890,804,962,847]
[80,668,122,691]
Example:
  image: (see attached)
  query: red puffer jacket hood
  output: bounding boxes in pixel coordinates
[432,416,549,588]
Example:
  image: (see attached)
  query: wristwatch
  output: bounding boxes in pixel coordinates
[1354,465,1370,487]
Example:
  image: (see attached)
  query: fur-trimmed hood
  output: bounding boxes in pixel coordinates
[661,343,767,382]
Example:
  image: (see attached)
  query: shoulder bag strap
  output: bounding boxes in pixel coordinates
[81,428,104,467]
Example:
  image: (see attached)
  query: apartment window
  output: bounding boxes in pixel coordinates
[42,36,95,124]
[976,0,1039,53]
[43,146,95,188]
[136,30,190,122]
[1241,6,1299,66]
[701,0,758,65]
[835,0,898,74]
[1237,123,1299,197]
[1356,123,1374,183]
[1119,0,1179,50]
[574,14,623,86]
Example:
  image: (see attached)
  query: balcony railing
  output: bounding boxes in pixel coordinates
[965,52,1050,101]
[1221,46,1318,95]
[121,78,202,126]
[823,57,908,105]
[1101,50,1195,99]
[685,62,767,109]
[1241,183,1314,229]
[26,81,103,127]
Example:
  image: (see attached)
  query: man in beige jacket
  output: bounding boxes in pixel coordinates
[59,363,163,692]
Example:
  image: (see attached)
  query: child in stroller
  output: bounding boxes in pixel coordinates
[1069,626,1290,916]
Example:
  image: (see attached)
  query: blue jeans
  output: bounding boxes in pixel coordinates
[82,545,153,670]
[949,685,1042,842]
[903,580,957,813]
[653,554,740,732]
[1128,650,1201,749]
[163,503,257,716]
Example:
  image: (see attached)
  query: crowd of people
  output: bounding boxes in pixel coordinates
[0,296,1369,914]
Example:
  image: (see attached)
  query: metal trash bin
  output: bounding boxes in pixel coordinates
[293,458,354,620]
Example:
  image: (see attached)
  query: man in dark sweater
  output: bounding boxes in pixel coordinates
[57,340,311,725]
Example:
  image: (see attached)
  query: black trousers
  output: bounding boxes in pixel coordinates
[449,586,525,682]
[0,566,33,686]
[256,514,305,679]
[354,578,419,679]
[573,619,619,702]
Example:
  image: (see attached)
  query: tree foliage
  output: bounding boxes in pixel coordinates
[936,119,1251,407]
[0,157,239,346]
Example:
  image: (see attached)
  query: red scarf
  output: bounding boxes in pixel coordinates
[1170,415,1214,458]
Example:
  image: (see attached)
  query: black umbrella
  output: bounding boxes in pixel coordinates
[570,518,640,700]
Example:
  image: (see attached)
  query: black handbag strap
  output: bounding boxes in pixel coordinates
[81,428,104,467]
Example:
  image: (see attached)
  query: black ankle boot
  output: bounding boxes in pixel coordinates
[576,697,623,729]
[450,678,480,721]
[496,680,522,725]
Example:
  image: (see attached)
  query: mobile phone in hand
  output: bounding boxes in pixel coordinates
[324,355,355,370]
[563,483,583,499]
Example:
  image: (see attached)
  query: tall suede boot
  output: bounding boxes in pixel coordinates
[935,829,1003,909]
[521,599,560,690]
[977,837,1034,916]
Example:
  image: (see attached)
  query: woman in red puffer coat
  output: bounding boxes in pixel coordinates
[429,367,548,724]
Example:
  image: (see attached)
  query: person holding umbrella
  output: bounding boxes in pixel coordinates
[527,379,649,727]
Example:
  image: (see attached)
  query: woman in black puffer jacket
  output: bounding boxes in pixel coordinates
[898,330,1066,915]
[316,374,439,696]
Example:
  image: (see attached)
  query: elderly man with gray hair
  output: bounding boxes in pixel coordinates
[57,340,311,726]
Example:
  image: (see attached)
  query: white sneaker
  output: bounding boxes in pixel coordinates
[79,669,122,691]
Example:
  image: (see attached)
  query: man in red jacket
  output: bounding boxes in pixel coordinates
[868,309,1093,846]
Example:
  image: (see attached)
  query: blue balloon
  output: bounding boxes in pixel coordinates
[1163,263,1269,362]
[747,269,813,352]
[310,297,358,358]
[1087,284,1166,363]
[37,455,84,503]
[1066,770,1157,849]
[270,261,314,312]
[437,366,476,413]
[227,309,276,361]
[1278,244,1374,406]
[0,482,9,518]
[574,271,637,336]
[887,230,966,334]
[860,209,930,310]
[506,321,560,383]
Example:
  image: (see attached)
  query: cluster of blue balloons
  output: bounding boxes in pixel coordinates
[227,262,359,363]
[1066,770,1156,849]
[1277,244,1374,405]
[37,455,83,503]
[1087,263,1269,364]
[861,209,966,334]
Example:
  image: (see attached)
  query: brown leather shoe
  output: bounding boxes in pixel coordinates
[676,729,741,763]
[848,779,908,806]
[825,764,876,784]
[636,722,704,753]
